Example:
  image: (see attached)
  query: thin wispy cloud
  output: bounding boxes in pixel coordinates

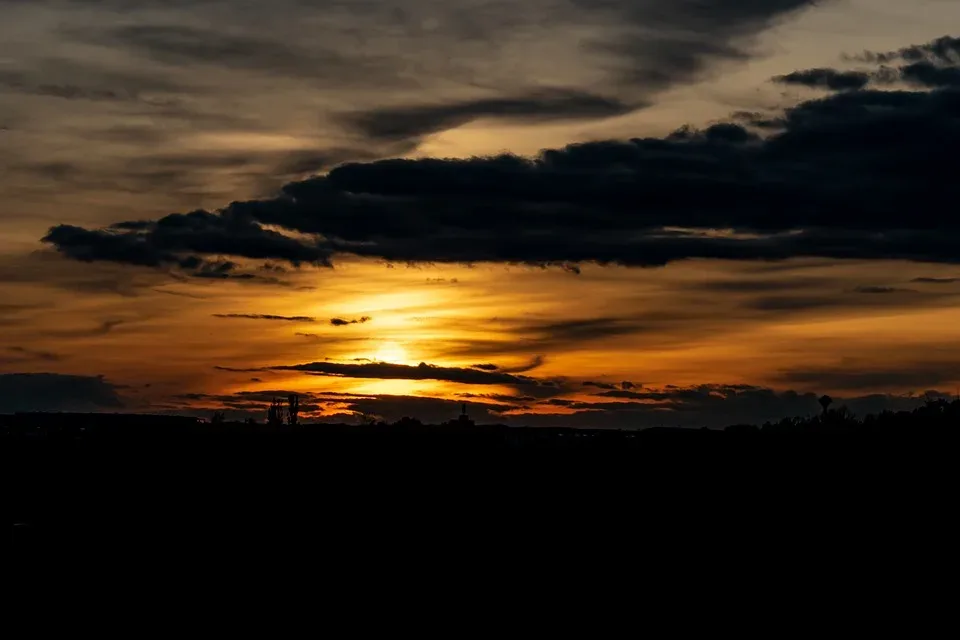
[213,314,316,322]
[330,316,371,326]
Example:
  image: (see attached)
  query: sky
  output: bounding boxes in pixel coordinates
[2,0,960,427]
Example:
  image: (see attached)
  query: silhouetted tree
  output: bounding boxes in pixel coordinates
[819,395,833,415]
[358,413,378,426]
[267,399,285,427]
[287,394,300,426]
[211,411,226,425]
[395,416,423,429]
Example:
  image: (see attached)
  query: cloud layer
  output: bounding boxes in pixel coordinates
[0,373,124,413]
[217,360,551,388]
[41,35,960,274]
[2,0,821,209]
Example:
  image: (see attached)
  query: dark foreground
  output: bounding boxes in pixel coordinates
[5,411,953,633]
[6,404,958,564]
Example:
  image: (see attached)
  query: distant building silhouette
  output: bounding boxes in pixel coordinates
[457,403,475,427]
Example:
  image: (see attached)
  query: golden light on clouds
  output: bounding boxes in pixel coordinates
[4,0,960,425]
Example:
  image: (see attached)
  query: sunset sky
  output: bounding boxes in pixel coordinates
[3,0,960,427]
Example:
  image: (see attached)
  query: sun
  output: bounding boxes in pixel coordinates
[374,341,410,364]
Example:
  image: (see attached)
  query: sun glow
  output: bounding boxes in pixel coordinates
[374,341,410,364]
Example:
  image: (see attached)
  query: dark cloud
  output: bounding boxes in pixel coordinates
[17,147,391,217]
[105,24,311,72]
[746,295,842,312]
[791,36,960,90]
[0,303,42,328]
[41,35,960,271]
[521,318,643,343]
[330,316,371,326]
[343,89,636,142]
[912,277,960,284]
[0,0,839,236]
[774,68,871,91]
[74,22,401,87]
[576,0,817,94]
[43,209,331,274]
[217,360,550,388]
[0,303,40,314]
[272,148,386,180]
[5,347,63,363]
[451,318,649,358]
[281,361,546,387]
[594,383,932,422]
[0,373,124,413]
[56,1,820,99]
[730,110,784,129]
[583,381,619,391]
[898,61,960,88]
[583,380,642,393]
[687,276,832,293]
[0,60,190,105]
[468,357,545,374]
[854,36,960,65]
[117,151,262,182]
[213,314,316,322]
[513,383,944,429]
[774,364,960,393]
[743,286,939,313]
[196,266,255,281]
[153,288,209,300]
[853,286,916,294]
[457,392,537,404]
[488,355,546,374]
[0,73,136,102]
[45,319,126,338]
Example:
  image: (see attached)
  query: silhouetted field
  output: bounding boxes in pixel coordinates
[6,402,957,559]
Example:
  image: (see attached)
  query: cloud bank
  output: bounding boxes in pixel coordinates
[41,35,960,275]
[0,373,124,413]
